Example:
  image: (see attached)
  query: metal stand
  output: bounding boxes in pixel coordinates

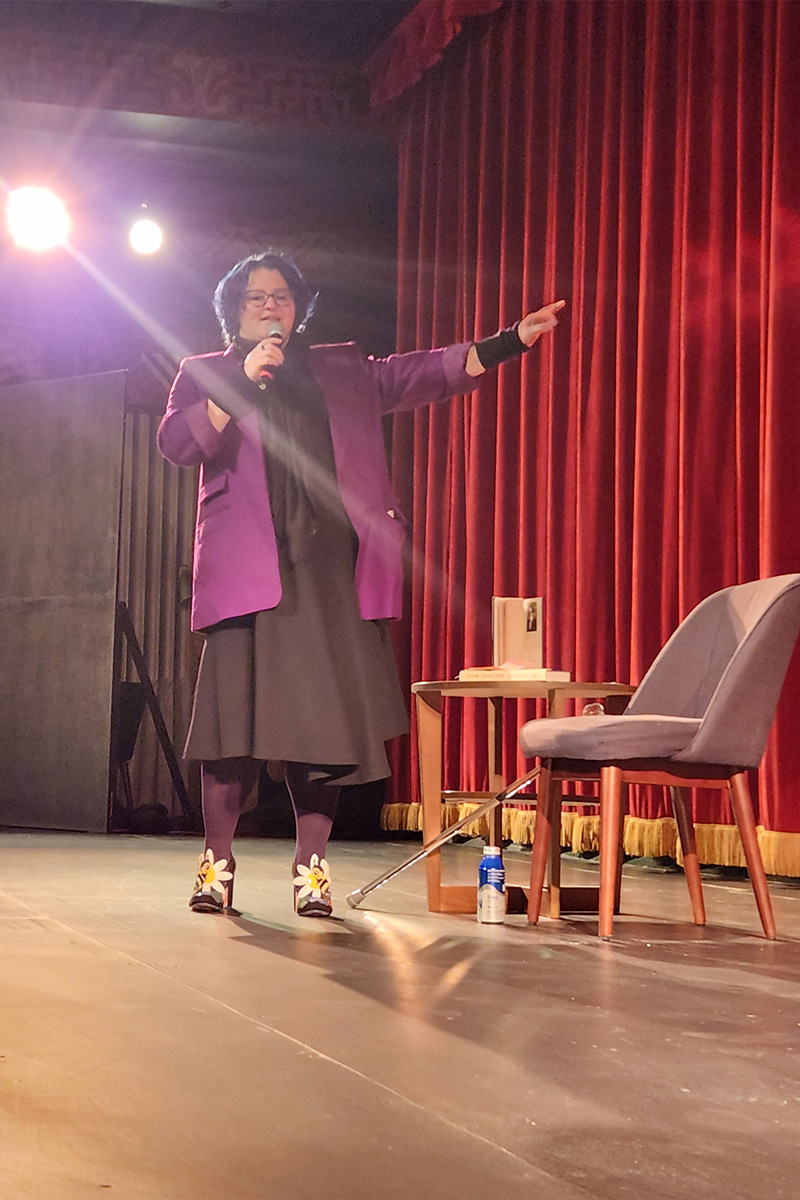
[111,601,197,827]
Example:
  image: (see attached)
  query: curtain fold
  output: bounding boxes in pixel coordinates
[367,0,504,107]
[386,0,800,862]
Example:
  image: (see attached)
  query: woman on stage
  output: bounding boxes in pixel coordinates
[158,250,563,916]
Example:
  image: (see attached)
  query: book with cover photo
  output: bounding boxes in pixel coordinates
[492,596,543,666]
[457,597,571,681]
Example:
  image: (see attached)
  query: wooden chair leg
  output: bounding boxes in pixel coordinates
[599,765,623,939]
[670,785,706,926]
[729,772,777,939]
[528,760,556,923]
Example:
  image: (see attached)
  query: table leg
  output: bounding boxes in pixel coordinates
[544,689,564,914]
[416,689,444,911]
[487,696,504,847]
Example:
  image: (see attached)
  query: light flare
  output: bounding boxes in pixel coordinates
[7,186,70,251]
[130,217,163,255]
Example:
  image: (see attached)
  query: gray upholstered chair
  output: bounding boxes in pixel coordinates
[521,574,800,939]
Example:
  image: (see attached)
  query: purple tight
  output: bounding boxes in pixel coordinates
[200,757,340,869]
[200,757,259,864]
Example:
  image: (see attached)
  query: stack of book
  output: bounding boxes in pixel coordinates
[457,663,571,682]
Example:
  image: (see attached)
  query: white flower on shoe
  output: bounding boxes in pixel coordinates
[293,854,330,900]
[196,849,233,894]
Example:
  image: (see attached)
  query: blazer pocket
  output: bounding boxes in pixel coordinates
[198,474,231,518]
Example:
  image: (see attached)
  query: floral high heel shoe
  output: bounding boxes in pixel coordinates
[189,849,235,914]
[293,854,333,918]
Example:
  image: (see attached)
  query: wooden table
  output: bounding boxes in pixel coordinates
[412,679,636,915]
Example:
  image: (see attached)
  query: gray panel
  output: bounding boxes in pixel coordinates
[0,598,117,830]
[0,372,126,831]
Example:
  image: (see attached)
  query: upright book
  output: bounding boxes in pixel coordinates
[457,596,571,681]
[492,596,543,667]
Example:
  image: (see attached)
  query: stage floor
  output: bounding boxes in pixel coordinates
[2,832,799,1200]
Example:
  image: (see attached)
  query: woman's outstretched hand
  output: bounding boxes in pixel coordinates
[517,299,566,347]
[465,299,566,376]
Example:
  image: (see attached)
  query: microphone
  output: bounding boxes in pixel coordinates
[258,322,284,389]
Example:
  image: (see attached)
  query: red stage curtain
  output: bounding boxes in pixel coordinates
[385,0,800,867]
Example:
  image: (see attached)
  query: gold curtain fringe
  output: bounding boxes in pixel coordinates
[623,816,679,860]
[381,801,424,833]
[380,804,800,875]
[380,802,581,848]
[685,822,745,869]
[755,827,800,878]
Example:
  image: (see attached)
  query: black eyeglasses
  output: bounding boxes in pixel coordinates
[242,289,293,309]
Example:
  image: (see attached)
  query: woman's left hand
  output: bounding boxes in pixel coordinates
[465,298,567,376]
[517,299,566,347]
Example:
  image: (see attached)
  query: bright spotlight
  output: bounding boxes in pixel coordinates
[7,187,70,251]
[130,217,163,255]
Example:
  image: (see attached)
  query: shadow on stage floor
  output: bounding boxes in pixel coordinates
[2,831,799,1200]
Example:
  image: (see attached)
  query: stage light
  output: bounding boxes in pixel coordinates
[129,217,163,255]
[7,187,70,251]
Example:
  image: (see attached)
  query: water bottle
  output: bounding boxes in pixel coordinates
[477,845,505,923]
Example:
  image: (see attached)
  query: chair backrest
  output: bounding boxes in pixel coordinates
[625,574,800,767]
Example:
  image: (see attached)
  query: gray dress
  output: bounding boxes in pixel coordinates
[183,341,409,785]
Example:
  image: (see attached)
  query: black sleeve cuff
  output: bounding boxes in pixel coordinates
[474,322,528,370]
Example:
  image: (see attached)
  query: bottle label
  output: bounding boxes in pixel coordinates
[477,862,505,923]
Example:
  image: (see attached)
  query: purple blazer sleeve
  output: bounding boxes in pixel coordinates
[363,342,476,414]
[157,354,229,467]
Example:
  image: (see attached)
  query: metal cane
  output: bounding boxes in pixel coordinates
[345,768,539,909]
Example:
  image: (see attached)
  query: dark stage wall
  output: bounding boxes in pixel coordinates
[0,372,127,831]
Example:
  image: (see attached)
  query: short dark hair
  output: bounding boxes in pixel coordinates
[213,250,317,345]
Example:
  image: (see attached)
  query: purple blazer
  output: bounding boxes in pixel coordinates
[157,340,477,631]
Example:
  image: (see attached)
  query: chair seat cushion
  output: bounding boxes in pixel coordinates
[519,713,702,761]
